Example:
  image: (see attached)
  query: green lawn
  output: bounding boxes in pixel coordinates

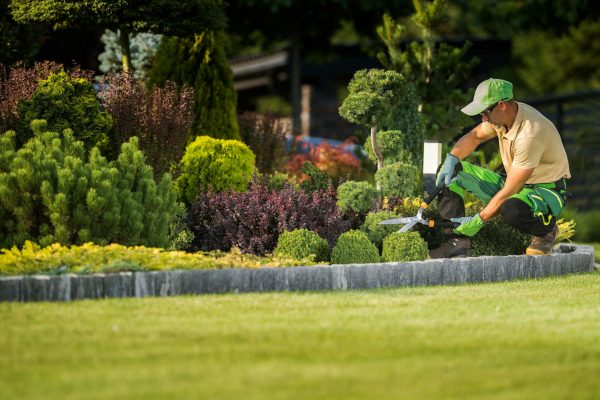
[1,272,600,400]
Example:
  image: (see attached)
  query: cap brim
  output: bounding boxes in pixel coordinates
[461,101,487,116]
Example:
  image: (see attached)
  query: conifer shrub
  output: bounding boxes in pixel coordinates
[187,180,351,256]
[99,72,195,174]
[361,211,400,249]
[17,71,111,151]
[382,232,428,262]
[176,136,255,204]
[274,228,330,262]
[375,162,420,198]
[337,180,377,213]
[148,32,240,140]
[0,120,177,249]
[0,62,93,133]
[330,230,380,264]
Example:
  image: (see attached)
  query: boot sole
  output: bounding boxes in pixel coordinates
[526,247,551,256]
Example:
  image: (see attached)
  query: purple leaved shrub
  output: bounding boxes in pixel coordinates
[187,180,352,255]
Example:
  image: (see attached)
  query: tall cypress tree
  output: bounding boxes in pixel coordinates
[148,31,239,140]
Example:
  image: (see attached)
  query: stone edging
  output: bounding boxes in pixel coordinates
[0,244,595,302]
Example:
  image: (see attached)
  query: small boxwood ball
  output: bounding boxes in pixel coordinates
[274,229,330,262]
[382,231,428,262]
[330,230,380,264]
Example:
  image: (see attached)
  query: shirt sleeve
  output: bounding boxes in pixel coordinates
[512,138,546,169]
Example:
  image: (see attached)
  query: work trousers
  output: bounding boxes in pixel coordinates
[437,161,568,237]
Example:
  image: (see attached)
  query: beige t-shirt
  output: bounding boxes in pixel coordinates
[480,102,571,184]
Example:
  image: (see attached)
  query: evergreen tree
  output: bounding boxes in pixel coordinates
[98,29,162,79]
[10,0,226,73]
[148,32,239,140]
[377,0,478,143]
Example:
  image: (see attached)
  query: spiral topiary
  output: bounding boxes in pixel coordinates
[274,228,330,262]
[330,230,380,264]
[382,231,428,262]
[375,162,420,198]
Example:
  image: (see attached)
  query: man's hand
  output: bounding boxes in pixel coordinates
[436,154,459,188]
[451,213,485,237]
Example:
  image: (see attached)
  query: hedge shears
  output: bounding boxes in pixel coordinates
[379,186,459,232]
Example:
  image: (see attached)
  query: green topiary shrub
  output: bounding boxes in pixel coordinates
[361,210,400,249]
[364,130,408,165]
[382,231,428,262]
[16,71,111,151]
[0,120,177,249]
[274,228,330,262]
[330,230,380,264]
[466,199,530,256]
[375,162,420,198]
[337,180,377,213]
[176,135,255,204]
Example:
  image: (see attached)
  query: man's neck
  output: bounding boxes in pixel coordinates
[503,101,519,131]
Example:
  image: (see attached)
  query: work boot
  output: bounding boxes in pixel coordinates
[526,224,558,255]
[429,235,471,259]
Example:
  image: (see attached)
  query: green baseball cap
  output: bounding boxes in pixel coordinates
[461,78,513,116]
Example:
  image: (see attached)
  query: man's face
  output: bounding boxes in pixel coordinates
[480,101,502,127]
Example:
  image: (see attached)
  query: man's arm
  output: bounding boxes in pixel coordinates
[449,123,496,160]
[479,166,534,222]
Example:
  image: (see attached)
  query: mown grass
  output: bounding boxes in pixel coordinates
[1,272,600,400]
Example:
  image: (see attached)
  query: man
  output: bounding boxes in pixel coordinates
[429,78,571,258]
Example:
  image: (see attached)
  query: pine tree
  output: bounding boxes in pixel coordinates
[0,120,178,248]
[148,32,240,140]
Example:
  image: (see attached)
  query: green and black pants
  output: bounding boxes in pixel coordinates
[438,161,568,237]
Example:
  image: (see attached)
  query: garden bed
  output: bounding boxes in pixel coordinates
[0,244,594,302]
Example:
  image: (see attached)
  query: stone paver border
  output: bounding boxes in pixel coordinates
[0,244,595,302]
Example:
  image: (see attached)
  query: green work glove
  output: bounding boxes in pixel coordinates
[451,213,485,237]
[435,154,459,188]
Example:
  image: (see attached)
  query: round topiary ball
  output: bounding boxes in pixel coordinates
[274,229,330,262]
[374,162,419,198]
[382,231,428,262]
[360,210,400,249]
[330,230,380,264]
[336,180,377,213]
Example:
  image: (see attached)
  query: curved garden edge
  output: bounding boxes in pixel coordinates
[0,244,595,303]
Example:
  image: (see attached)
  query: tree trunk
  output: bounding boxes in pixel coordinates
[370,126,384,190]
[119,26,132,73]
[291,29,301,134]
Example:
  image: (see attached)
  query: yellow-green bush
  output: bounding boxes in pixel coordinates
[330,230,380,264]
[274,229,330,262]
[0,241,318,276]
[382,232,428,262]
[176,135,255,204]
[360,210,400,249]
